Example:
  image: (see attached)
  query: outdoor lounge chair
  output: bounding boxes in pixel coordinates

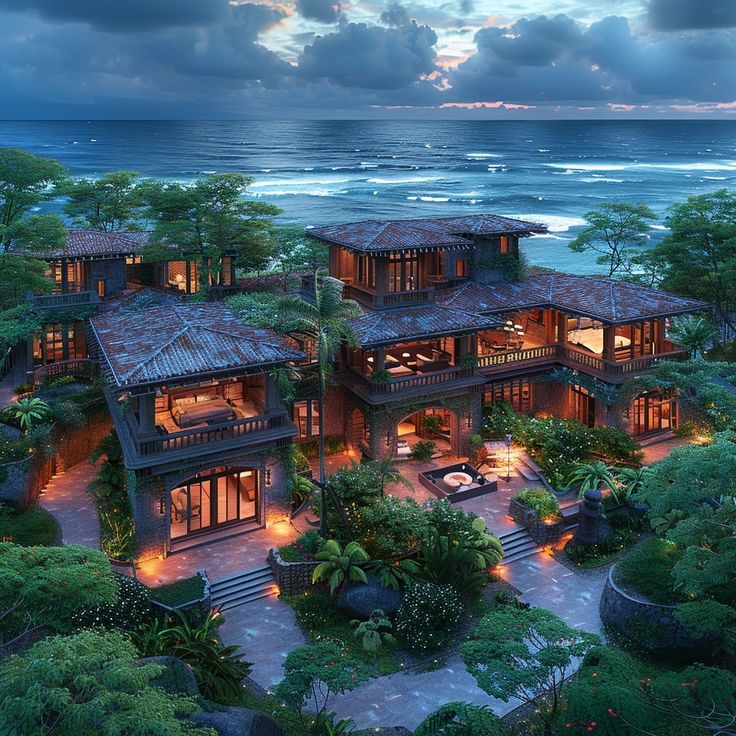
[171,489,200,522]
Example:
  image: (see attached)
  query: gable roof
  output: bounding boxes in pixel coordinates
[33,230,150,259]
[309,214,546,253]
[352,304,502,348]
[90,302,303,389]
[438,271,708,324]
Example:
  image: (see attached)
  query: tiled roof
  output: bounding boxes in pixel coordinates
[97,287,185,315]
[90,302,304,389]
[309,214,546,252]
[35,230,150,259]
[352,304,502,348]
[438,271,708,324]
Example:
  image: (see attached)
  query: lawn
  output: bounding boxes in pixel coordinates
[148,573,206,607]
[614,537,684,605]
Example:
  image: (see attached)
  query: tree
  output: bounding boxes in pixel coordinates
[414,702,509,736]
[461,606,600,736]
[237,273,361,536]
[653,190,736,337]
[142,173,280,286]
[365,457,414,496]
[312,539,369,594]
[614,466,652,502]
[0,630,212,736]
[58,171,144,231]
[566,461,619,499]
[274,641,368,735]
[668,315,718,359]
[569,202,656,277]
[271,224,328,289]
[0,148,67,251]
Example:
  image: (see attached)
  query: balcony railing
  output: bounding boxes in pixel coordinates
[352,366,476,396]
[476,345,558,370]
[344,285,436,309]
[31,291,100,308]
[32,358,99,386]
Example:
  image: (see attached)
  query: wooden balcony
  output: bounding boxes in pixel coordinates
[32,358,99,386]
[347,365,485,404]
[344,284,436,309]
[116,409,296,470]
[30,291,100,308]
[477,343,686,382]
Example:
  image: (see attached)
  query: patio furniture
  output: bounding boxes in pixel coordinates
[171,488,200,522]
[443,471,473,491]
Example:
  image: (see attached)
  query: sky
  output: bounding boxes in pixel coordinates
[1,0,735,118]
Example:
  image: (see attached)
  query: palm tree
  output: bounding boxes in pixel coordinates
[11,397,50,432]
[312,539,370,594]
[566,461,618,499]
[614,465,653,503]
[366,458,415,496]
[668,315,717,359]
[260,272,362,536]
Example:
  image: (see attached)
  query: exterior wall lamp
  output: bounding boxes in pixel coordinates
[265,467,272,487]
[159,496,166,515]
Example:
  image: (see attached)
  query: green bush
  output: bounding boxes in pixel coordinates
[565,528,637,568]
[297,435,345,459]
[411,439,436,462]
[280,530,324,561]
[395,582,464,655]
[514,487,561,519]
[73,572,152,631]
[147,573,206,608]
[0,630,210,736]
[414,701,509,736]
[0,504,60,546]
[0,542,117,642]
[614,538,684,605]
[352,495,429,558]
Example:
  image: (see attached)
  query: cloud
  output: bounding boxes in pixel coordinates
[295,0,339,23]
[380,2,411,26]
[647,0,736,30]
[0,0,225,32]
[298,18,438,88]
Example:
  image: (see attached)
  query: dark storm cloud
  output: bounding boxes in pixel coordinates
[295,0,339,23]
[647,0,736,30]
[298,19,437,88]
[380,2,411,27]
[0,0,225,32]
[449,13,736,104]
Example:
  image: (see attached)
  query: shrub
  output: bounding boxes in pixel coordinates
[414,702,509,736]
[411,439,436,462]
[312,539,369,594]
[298,435,345,459]
[353,495,429,558]
[0,504,60,546]
[0,630,209,736]
[147,574,206,608]
[0,542,117,642]
[73,572,152,631]
[614,537,684,605]
[351,609,394,652]
[514,487,561,519]
[395,582,464,655]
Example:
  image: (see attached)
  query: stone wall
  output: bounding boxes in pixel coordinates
[268,547,319,596]
[600,566,716,658]
[89,258,128,297]
[508,497,566,546]
[530,380,570,420]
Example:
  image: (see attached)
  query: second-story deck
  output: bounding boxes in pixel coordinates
[30,290,101,308]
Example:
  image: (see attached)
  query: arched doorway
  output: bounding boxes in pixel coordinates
[350,408,370,449]
[169,465,260,540]
[395,408,457,458]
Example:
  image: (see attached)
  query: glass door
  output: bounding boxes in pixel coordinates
[633,391,677,436]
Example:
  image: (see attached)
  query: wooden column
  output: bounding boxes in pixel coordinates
[545,310,556,344]
[602,325,616,361]
[557,312,568,346]
[265,375,280,412]
[138,393,156,433]
[374,257,389,295]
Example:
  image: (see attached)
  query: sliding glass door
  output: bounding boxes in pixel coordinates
[633,391,677,436]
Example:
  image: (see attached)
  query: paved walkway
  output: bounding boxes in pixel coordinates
[39,461,100,549]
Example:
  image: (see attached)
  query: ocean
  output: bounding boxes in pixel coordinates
[1,119,735,274]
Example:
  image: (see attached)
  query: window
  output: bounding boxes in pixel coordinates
[485,378,531,413]
[125,255,142,265]
[32,323,85,366]
[293,399,320,439]
[357,255,376,288]
[96,279,106,299]
[500,236,510,254]
[632,390,677,436]
[389,251,418,292]
[571,385,595,428]
[455,259,467,278]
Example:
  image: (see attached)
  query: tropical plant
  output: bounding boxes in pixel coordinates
[275,641,369,735]
[133,609,252,703]
[513,487,561,519]
[411,439,436,462]
[566,460,618,498]
[414,701,509,736]
[461,606,600,736]
[420,413,444,436]
[0,630,211,736]
[394,582,464,655]
[366,457,414,495]
[350,608,394,652]
[363,558,421,590]
[468,433,487,465]
[369,367,392,385]
[312,539,370,594]
[11,396,49,432]
[614,465,652,502]
[668,315,718,359]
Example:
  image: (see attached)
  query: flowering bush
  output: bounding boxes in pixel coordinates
[72,572,152,631]
[395,582,464,655]
[514,487,561,519]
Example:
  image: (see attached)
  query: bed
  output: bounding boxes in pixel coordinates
[568,328,631,355]
[171,397,235,428]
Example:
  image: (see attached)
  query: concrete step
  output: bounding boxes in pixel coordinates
[169,521,262,554]
[210,564,277,611]
[500,542,544,565]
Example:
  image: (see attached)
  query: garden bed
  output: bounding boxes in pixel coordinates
[268,547,319,596]
[148,571,210,618]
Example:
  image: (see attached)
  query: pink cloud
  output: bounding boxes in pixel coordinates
[439,101,536,110]
[670,101,736,114]
[608,103,636,112]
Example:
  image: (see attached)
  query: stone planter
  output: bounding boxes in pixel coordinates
[268,548,319,596]
[600,565,717,659]
[150,569,212,621]
[508,498,565,546]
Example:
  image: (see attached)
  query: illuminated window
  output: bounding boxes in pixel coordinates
[500,236,509,254]
[455,259,468,278]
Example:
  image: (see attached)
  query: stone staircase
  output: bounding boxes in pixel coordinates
[209,564,278,611]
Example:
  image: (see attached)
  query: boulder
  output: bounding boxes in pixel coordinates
[190,706,284,736]
[134,655,199,696]
[336,575,401,619]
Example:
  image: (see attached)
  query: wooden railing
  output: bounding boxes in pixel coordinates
[476,345,558,369]
[344,284,436,308]
[32,358,99,386]
[354,366,475,396]
[134,413,291,459]
[31,291,100,308]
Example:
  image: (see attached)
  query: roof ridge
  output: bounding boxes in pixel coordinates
[121,320,189,382]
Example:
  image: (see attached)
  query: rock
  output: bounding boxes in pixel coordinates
[134,655,199,696]
[190,706,284,736]
[336,575,401,619]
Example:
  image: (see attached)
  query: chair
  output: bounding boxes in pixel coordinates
[171,489,200,522]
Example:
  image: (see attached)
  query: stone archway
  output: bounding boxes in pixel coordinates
[394,407,459,459]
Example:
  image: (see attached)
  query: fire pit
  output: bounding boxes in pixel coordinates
[419,462,497,503]
[442,471,473,490]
